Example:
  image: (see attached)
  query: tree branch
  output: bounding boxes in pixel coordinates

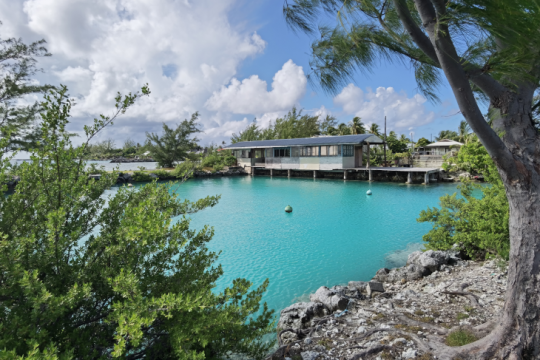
[410,0,516,176]
[393,0,440,67]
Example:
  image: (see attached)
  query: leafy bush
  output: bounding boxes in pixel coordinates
[132,170,154,182]
[172,160,198,178]
[418,138,510,259]
[0,87,274,358]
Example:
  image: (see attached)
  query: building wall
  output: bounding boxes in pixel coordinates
[319,157,343,170]
[414,155,444,168]
[343,156,355,168]
[299,157,320,170]
[281,157,300,169]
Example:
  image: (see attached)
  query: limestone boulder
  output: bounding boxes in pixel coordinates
[309,286,349,312]
[407,250,450,272]
[277,302,327,330]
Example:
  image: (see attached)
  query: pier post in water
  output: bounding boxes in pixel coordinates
[369,169,373,181]
[344,171,348,180]
[313,170,318,178]
[407,172,412,184]
[287,169,291,178]
[270,169,273,177]
[424,172,430,184]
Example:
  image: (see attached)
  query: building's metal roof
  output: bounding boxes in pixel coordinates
[425,139,463,147]
[224,134,383,149]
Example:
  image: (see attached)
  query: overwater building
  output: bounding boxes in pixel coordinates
[224,134,440,183]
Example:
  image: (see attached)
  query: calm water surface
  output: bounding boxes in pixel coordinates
[161,176,459,315]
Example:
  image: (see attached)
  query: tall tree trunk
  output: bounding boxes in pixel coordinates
[491,89,540,359]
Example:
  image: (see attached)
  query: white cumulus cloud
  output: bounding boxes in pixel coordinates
[205,60,306,114]
[1,0,268,144]
[333,84,435,131]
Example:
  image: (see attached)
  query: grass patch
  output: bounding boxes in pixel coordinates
[394,324,422,332]
[418,316,435,323]
[414,309,425,316]
[416,353,435,360]
[464,306,475,313]
[456,313,470,320]
[373,313,386,320]
[317,339,332,350]
[445,328,477,346]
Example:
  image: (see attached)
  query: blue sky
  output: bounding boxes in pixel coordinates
[2,0,466,149]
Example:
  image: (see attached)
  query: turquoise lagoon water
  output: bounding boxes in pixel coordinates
[162,176,460,315]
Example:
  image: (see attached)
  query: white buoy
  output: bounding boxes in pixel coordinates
[366,190,372,195]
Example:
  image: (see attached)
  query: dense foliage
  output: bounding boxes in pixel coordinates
[231,107,320,142]
[200,147,236,171]
[418,138,509,259]
[0,87,274,359]
[0,32,52,150]
[146,113,201,168]
[82,138,150,160]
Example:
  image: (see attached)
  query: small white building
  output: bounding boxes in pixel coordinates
[418,139,463,156]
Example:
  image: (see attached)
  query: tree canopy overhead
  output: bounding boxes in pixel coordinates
[283,0,540,357]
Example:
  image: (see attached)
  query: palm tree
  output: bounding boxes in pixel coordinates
[457,120,471,144]
[338,123,351,135]
[349,116,366,134]
[368,123,381,136]
[435,130,458,141]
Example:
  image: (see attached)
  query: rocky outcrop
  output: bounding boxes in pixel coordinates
[277,302,328,330]
[269,252,508,360]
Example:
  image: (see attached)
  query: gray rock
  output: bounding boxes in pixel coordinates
[372,268,390,282]
[408,250,449,272]
[402,348,417,359]
[301,351,320,360]
[348,281,368,292]
[366,282,385,296]
[149,173,159,179]
[310,286,348,312]
[277,302,327,330]
[304,337,312,345]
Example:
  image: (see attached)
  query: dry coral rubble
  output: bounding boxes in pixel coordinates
[269,250,507,360]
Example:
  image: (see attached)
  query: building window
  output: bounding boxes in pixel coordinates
[320,145,339,156]
[265,148,273,158]
[274,148,290,157]
[233,150,251,158]
[300,146,319,156]
[342,145,354,157]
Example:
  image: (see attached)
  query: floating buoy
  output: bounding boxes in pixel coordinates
[285,205,293,213]
[366,190,372,195]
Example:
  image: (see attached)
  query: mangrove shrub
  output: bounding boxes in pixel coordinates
[0,87,274,359]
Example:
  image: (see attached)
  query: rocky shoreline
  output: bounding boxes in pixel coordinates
[270,250,506,360]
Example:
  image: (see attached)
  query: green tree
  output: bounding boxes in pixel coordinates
[0,33,53,150]
[318,114,338,135]
[349,116,365,134]
[273,107,320,138]
[231,121,262,143]
[435,130,458,141]
[456,120,472,144]
[146,113,201,168]
[231,107,320,142]
[0,86,273,359]
[337,122,351,135]
[419,138,509,259]
[284,0,540,355]
[416,137,431,148]
[387,131,408,153]
[367,123,380,136]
